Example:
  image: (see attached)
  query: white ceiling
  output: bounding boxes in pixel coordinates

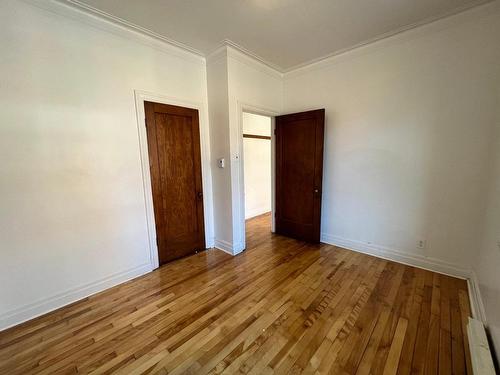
[71,0,490,71]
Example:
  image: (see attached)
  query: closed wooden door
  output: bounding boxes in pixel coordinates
[275,109,325,242]
[145,101,205,264]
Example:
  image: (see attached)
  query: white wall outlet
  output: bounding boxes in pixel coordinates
[217,157,225,168]
[417,239,426,249]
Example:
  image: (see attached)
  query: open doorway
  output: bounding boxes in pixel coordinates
[238,108,325,252]
[242,112,273,250]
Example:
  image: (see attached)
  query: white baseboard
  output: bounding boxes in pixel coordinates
[467,271,488,324]
[321,233,491,334]
[214,239,234,255]
[1,232,486,345]
[321,233,471,279]
[245,207,271,220]
[0,262,153,331]
[468,317,496,375]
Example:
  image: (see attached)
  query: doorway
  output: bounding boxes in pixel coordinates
[144,101,206,265]
[240,108,325,251]
[242,112,273,249]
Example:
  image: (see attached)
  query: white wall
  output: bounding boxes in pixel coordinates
[207,46,282,253]
[0,0,212,329]
[243,113,272,219]
[2,0,500,351]
[475,87,500,360]
[207,49,233,250]
[227,47,282,252]
[283,3,500,275]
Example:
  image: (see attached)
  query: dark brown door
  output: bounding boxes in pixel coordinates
[275,109,325,243]
[144,101,205,264]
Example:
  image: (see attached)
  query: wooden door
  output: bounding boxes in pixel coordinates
[145,101,205,264]
[275,109,325,243]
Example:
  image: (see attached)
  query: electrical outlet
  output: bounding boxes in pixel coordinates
[417,239,426,249]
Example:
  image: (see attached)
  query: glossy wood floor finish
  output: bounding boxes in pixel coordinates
[0,213,472,374]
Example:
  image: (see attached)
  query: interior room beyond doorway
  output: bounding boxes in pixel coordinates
[242,112,272,237]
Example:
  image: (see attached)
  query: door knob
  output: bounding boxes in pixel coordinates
[197,192,203,199]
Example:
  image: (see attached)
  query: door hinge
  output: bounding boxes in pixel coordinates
[144,118,147,127]
[274,128,276,135]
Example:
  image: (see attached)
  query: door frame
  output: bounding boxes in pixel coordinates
[134,90,214,269]
[236,101,280,252]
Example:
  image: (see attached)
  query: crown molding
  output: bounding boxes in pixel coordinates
[207,0,496,75]
[223,40,283,74]
[225,43,283,80]
[206,44,228,64]
[21,0,498,76]
[284,0,498,77]
[206,41,283,79]
[60,0,205,57]
[207,40,283,79]
[22,0,206,65]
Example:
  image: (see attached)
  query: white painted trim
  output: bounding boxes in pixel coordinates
[26,0,498,76]
[0,263,152,331]
[214,239,234,255]
[226,43,283,80]
[60,0,204,56]
[321,232,490,345]
[321,233,471,279]
[284,0,499,77]
[22,0,205,65]
[322,234,493,330]
[206,40,283,75]
[468,318,496,375]
[235,103,280,254]
[25,0,497,75]
[270,116,276,234]
[467,271,488,324]
[206,44,228,64]
[134,90,215,270]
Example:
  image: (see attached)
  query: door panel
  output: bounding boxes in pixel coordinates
[276,109,325,243]
[145,101,205,264]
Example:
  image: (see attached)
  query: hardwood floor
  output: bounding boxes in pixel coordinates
[0,213,472,374]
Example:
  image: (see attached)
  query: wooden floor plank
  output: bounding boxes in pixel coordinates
[0,213,473,374]
[382,317,408,375]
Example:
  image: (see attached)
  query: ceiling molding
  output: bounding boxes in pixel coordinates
[284,0,500,78]
[206,41,283,79]
[61,0,205,57]
[24,0,206,65]
[205,44,228,63]
[225,43,283,80]
[209,0,496,74]
[283,0,496,74]
[222,40,283,74]
[25,0,497,75]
